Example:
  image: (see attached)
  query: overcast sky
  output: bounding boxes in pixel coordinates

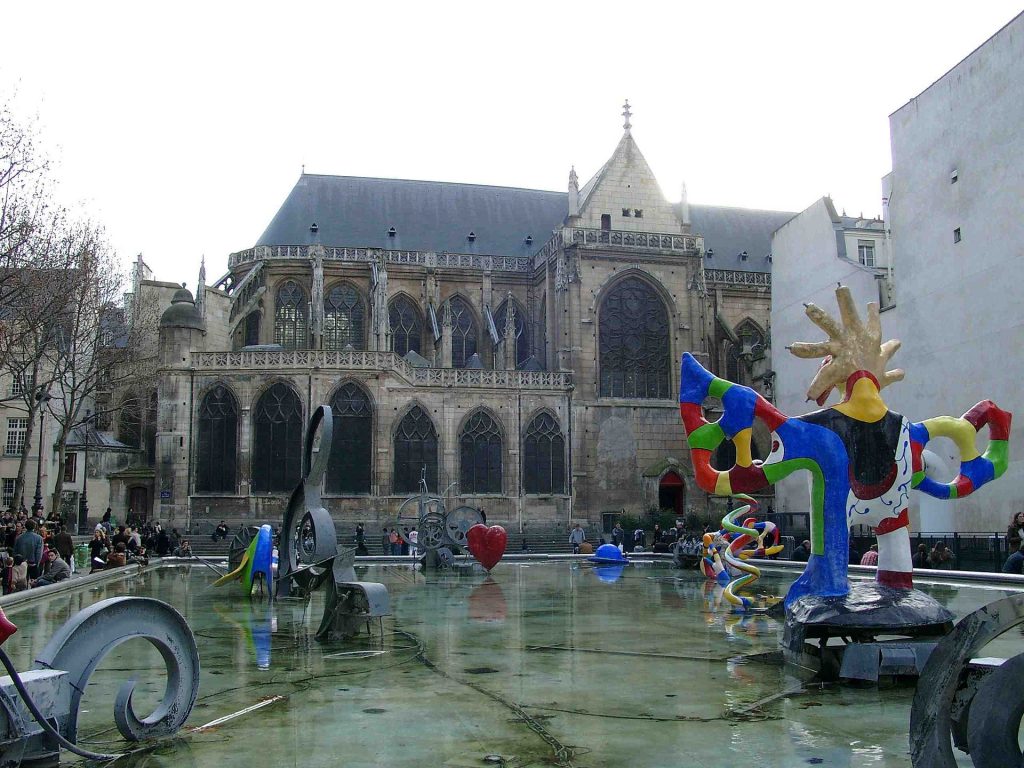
[1,2,1020,289]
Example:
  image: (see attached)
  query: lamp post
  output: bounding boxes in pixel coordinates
[77,410,93,535]
[31,389,52,518]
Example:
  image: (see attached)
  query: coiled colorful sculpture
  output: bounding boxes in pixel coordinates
[701,495,783,609]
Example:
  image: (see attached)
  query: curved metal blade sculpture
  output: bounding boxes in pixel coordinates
[679,286,1011,610]
[0,597,200,765]
[279,404,340,597]
[911,593,1024,767]
[274,404,391,639]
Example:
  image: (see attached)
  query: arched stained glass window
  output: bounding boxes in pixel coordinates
[494,299,530,368]
[393,406,437,493]
[324,283,365,350]
[447,296,477,369]
[389,295,422,357]
[196,385,238,493]
[252,383,303,493]
[274,281,308,350]
[725,320,765,384]
[327,382,372,494]
[598,277,671,399]
[523,413,565,494]
[459,411,502,494]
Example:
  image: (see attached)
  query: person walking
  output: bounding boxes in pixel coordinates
[568,523,586,555]
[14,520,44,580]
[51,525,75,573]
[409,527,419,558]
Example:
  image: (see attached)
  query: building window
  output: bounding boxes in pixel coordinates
[5,418,27,456]
[196,385,239,493]
[953,227,962,244]
[273,281,308,350]
[857,240,876,267]
[323,283,365,351]
[634,209,643,218]
[1,478,14,509]
[118,397,142,448]
[393,406,437,494]
[951,169,959,184]
[10,375,25,397]
[622,208,632,217]
[243,311,260,347]
[327,382,372,494]
[599,277,671,399]
[600,214,611,231]
[252,383,303,493]
[447,297,477,369]
[460,411,502,494]
[64,453,77,483]
[494,298,530,368]
[389,295,423,357]
[523,413,565,494]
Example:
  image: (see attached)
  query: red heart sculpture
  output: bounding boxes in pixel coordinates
[467,524,507,571]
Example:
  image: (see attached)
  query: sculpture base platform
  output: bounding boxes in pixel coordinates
[783,581,955,682]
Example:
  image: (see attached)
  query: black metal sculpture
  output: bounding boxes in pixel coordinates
[275,404,391,639]
[910,592,1024,767]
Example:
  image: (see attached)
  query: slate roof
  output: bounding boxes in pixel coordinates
[257,174,566,259]
[66,424,130,450]
[687,204,795,274]
[255,174,793,274]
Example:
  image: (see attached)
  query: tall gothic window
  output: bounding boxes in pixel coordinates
[523,412,565,494]
[274,281,308,350]
[494,299,530,368]
[725,320,765,384]
[196,385,238,493]
[145,390,158,467]
[389,295,422,357]
[323,283,365,350]
[252,383,303,493]
[393,406,437,493]
[460,411,502,494]
[327,382,372,494]
[118,396,142,448]
[598,277,671,399]
[447,296,477,369]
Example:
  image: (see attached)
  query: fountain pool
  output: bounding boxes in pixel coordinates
[3,562,1016,767]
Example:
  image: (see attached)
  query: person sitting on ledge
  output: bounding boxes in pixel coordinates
[1002,542,1024,575]
[928,541,954,569]
[105,542,128,569]
[860,544,879,566]
[32,549,70,587]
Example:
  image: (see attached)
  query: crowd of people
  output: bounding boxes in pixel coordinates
[0,506,199,594]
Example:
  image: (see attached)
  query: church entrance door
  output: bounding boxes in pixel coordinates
[658,471,684,518]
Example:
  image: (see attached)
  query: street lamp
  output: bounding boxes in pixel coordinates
[77,409,94,535]
[31,388,52,517]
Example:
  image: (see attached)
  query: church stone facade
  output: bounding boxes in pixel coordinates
[144,120,790,532]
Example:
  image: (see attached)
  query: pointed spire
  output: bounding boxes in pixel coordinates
[196,256,207,319]
[568,165,580,218]
[503,292,516,337]
[622,99,632,132]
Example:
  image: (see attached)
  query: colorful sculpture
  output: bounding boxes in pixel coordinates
[466,524,508,571]
[700,496,782,609]
[214,524,274,596]
[679,286,1011,609]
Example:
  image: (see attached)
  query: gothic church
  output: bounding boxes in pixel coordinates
[144,110,788,532]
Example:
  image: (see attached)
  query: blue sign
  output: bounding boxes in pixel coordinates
[160,490,171,499]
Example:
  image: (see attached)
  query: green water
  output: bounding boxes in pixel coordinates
[3,562,1017,767]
